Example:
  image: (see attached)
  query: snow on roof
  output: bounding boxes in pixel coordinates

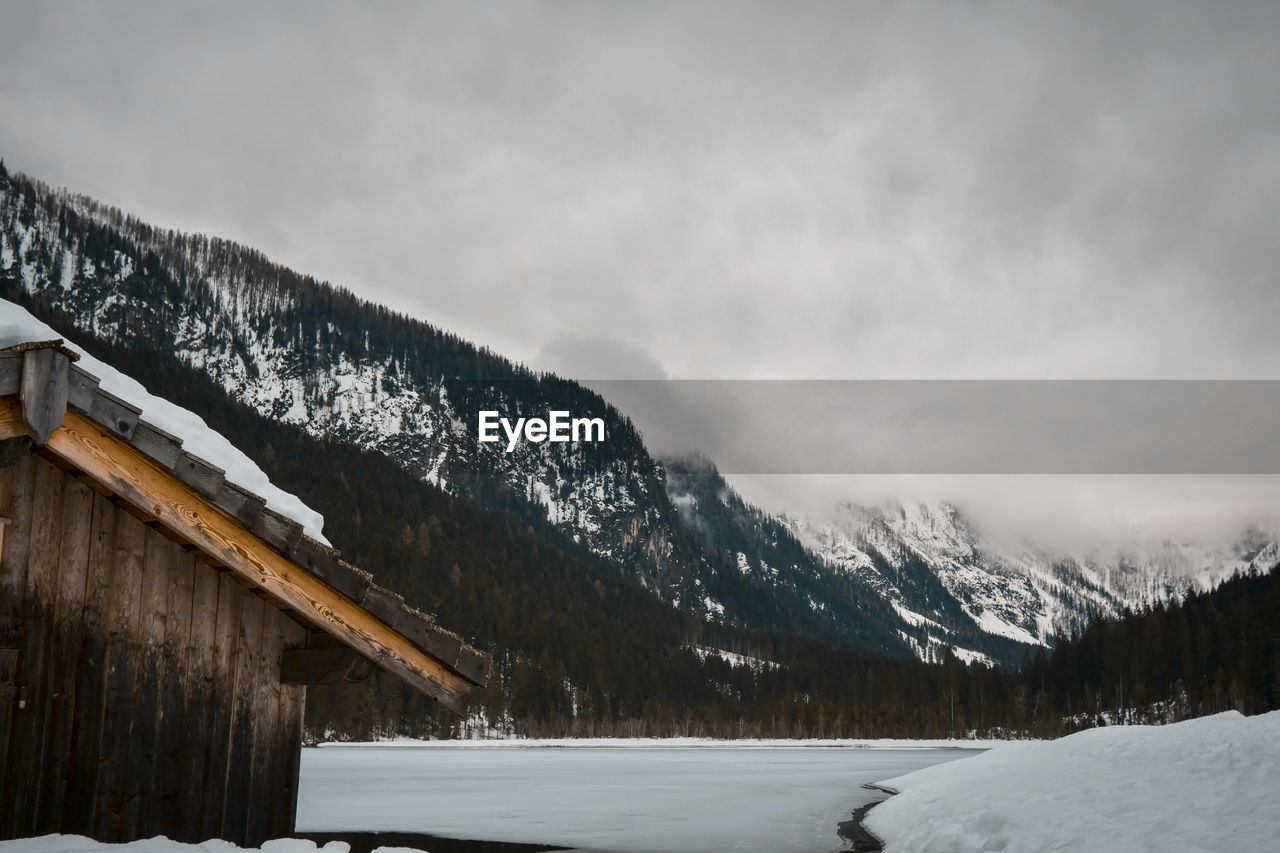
[0,299,328,543]
[865,709,1280,853]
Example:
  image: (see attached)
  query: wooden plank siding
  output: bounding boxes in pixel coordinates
[62,490,117,833]
[34,475,94,832]
[9,452,66,837]
[0,451,38,839]
[0,453,306,845]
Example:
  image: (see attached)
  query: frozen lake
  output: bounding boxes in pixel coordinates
[296,744,979,853]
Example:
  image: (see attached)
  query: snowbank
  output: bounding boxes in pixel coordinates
[0,838,419,853]
[0,299,327,542]
[865,710,1280,853]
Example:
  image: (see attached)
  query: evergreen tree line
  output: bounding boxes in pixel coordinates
[1022,568,1280,732]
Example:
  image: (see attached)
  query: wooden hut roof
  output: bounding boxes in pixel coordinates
[0,339,488,715]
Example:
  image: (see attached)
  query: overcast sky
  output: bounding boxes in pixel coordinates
[2,1,1278,540]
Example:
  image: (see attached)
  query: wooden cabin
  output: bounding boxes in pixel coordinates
[0,340,488,846]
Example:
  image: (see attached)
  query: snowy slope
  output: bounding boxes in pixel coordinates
[865,710,1280,853]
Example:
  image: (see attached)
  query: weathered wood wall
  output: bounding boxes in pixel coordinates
[0,451,308,845]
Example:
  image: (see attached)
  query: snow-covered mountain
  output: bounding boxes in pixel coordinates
[783,500,1279,654]
[661,457,1033,664]
[667,460,1278,665]
[2,164,1275,668]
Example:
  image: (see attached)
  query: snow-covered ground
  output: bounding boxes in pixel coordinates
[0,839,385,853]
[298,745,975,852]
[865,710,1280,853]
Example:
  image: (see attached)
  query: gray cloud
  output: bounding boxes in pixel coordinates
[534,333,670,380]
[3,1,1279,538]
[582,380,1280,475]
[728,473,1280,554]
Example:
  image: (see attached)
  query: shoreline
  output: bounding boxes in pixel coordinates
[313,737,1011,750]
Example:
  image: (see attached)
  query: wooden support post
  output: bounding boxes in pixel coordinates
[20,349,70,446]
